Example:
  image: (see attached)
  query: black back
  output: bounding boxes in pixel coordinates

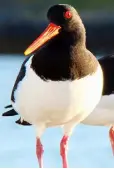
[98,55,114,95]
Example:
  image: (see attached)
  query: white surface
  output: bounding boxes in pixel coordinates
[0,55,114,168]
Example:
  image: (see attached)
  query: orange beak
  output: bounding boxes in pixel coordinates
[24,23,61,56]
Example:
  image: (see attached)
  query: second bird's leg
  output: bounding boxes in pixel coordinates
[109,126,114,155]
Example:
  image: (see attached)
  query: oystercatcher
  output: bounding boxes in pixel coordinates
[3,4,103,168]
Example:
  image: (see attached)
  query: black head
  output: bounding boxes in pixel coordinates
[47,4,85,33]
[24,4,86,56]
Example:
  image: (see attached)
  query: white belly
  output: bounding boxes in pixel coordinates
[12,64,103,127]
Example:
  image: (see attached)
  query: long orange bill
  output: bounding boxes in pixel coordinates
[24,23,61,56]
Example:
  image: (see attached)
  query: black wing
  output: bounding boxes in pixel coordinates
[98,54,114,95]
[2,56,31,125]
[11,56,30,102]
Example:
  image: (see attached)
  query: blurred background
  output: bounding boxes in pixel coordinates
[0,0,114,168]
[0,0,114,55]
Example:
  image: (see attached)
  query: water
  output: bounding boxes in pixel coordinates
[0,54,114,168]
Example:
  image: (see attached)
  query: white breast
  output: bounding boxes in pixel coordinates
[12,59,103,127]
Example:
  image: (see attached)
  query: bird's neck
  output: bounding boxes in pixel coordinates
[30,27,97,81]
[58,29,86,48]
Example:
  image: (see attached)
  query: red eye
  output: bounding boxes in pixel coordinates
[64,11,72,19]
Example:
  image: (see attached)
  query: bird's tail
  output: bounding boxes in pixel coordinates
[16,118,31,126]
[2,105,18,116]
[2,104,31,126]
[4,105,13,109]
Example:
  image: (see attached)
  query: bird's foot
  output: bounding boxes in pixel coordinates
[60,135,69,168]
[36,138,44,168]
[109,126,114,155]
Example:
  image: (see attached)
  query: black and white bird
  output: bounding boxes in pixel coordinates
[2,4,103,168]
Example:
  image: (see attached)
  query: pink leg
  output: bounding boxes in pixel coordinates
[109,126,114,155]
[36,138,44,168]
[60,135,69,168]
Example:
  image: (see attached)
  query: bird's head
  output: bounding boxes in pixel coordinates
[24,4,85,56]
